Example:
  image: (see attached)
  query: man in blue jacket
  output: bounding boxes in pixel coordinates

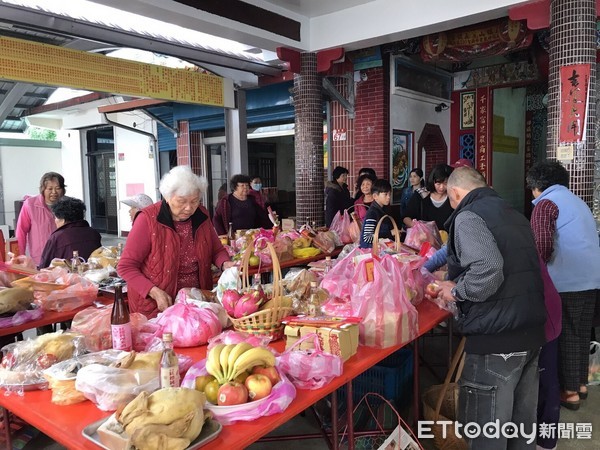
[436,167,546,450]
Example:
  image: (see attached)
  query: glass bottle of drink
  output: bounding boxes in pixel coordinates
[227,222,234,243]
[324,256,332,275]
[116,242,124,258]
[308,281,321,317]
[160,332,180,388]
[252,273,262,290]
[111,283,132,351]
[71,250,82,274]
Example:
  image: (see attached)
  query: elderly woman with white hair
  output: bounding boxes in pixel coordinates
[118,165,233,318]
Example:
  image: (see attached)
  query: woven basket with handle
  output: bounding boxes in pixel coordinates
[372,214,401,254]
[228,242,293,341]
[422,336,468,450]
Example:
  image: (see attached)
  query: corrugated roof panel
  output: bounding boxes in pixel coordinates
[6,0,279,65]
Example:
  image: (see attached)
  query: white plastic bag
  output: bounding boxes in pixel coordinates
[75,364,158,411]
[215,266,240,303]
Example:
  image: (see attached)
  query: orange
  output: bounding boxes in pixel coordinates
[194,375,216,392]
[204,380,220,405]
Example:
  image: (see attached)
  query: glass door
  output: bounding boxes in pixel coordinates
[87,128,118,234]
[206,143,227,215]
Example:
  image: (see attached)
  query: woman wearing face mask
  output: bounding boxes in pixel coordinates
[16,172,66,266]
[118,166,234,318]
[248,176,267,210]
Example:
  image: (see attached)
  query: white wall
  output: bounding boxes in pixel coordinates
[492,87,526,212]
[390,90,451,177]
[0,141,62,230]
[111,112,159,233]
[58,130,84,200]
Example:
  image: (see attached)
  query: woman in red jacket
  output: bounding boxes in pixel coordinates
[118,165,233,318]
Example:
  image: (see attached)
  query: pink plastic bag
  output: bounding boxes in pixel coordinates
[153,299,222,347]
[181,359,296,425]
[405,220,442,250]
[320,247,368,300]
[71,307,159,352]
[34,276,98,311]
[207,330,272,350]
[277,333,343,390]
[329,210,353,244]
[352,255,419,348]
[0,308,43,328]
[321,296,354,317]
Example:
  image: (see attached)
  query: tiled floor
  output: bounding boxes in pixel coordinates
[20,327,600,449]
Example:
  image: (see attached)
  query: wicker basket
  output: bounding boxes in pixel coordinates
[228,242,293,341]
[422,337,468,450]
[372,214,401,254]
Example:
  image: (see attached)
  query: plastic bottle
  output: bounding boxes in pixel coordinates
[324,256,332,275]
[308,281,321,317]
[160,332,180,388]
[70,250,83,275]
[110,283,132,351]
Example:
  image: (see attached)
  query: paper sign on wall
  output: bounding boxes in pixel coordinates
[556,145,574,162]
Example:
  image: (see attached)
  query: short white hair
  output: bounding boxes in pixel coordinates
[159,165,207,199]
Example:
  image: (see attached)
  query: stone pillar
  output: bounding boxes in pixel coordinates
[225,90,248,177]
[294,52,324,226]
[547,0,596,205]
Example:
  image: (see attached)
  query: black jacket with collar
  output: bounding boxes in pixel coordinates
[446,187,546,354]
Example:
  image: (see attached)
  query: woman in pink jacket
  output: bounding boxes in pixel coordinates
[16,172,65,266]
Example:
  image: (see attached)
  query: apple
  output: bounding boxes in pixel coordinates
[217,382,248,406]
[251,365,281,386]
[249,255,260,267]
[425,283,441,298]
[244,374,273,401]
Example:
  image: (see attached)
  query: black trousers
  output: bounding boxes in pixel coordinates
[558,290,596,392]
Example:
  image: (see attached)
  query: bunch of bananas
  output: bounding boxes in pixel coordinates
[292,236,312,249]
[205,343,275,385]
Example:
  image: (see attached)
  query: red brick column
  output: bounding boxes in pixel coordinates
[353,67,388,181]
[176,120,190,166]
[330,66,389,192]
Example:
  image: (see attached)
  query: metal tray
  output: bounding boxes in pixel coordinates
[82,415,222,449]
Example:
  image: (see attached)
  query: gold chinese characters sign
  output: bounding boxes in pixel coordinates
[0,36,234,108]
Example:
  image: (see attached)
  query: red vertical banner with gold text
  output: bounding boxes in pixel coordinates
[476,87,491,182]
[559,64,590,143]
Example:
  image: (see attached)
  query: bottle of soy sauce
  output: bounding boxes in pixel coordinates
[111,283,132,351]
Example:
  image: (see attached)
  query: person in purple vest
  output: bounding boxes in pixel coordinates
[38,196,101,270]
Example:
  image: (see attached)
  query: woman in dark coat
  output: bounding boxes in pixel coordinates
[38,196,101,269]
[325,166,353,227]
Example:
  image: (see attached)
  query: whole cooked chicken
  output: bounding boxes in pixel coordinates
[116,387,206,450]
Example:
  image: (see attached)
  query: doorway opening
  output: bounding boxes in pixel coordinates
[86,128,117,234]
